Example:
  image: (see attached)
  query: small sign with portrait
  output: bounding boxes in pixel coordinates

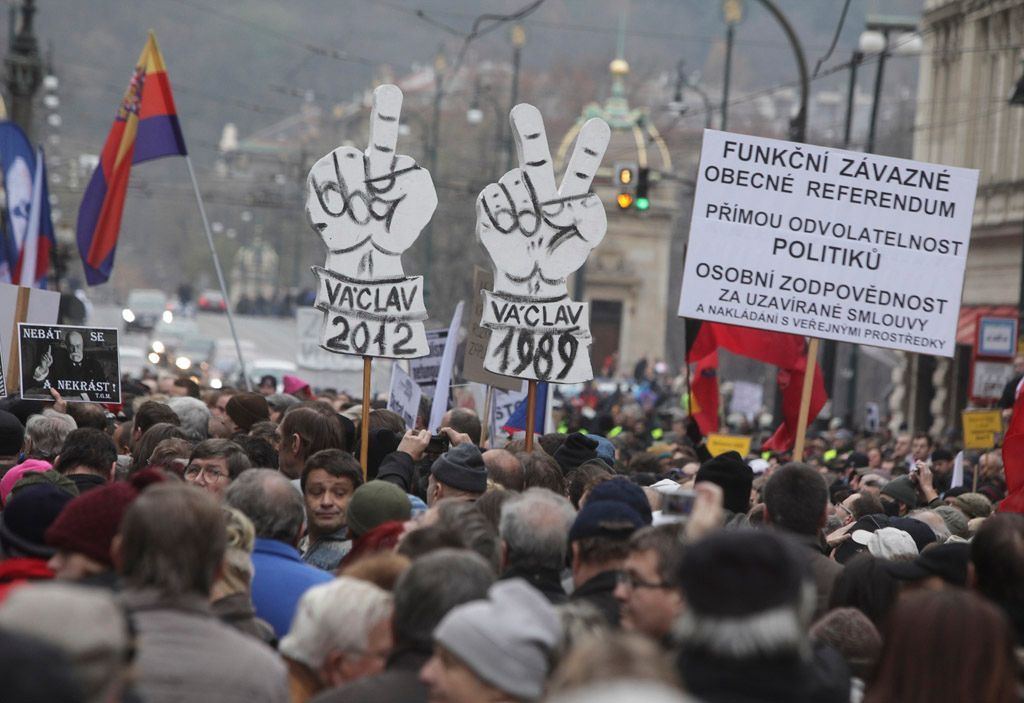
[19,324,121,403]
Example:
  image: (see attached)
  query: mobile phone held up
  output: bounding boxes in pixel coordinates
[662,490,697,517]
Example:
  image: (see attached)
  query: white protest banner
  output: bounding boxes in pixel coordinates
[409,328,447,393]
[306,84,435,359]
[728,380,763,421]
[387,363,422,430]
[463,266,523,392]
[429,301,465,432]
[477,104,611,383]
[0,283,59,371]
[678,130,979,358]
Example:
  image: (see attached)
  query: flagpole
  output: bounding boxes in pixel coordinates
[184,155,250,391]
[525,380,537,451]
[480,384,493,448]
[792,337,820,462]
[360,355,371,479]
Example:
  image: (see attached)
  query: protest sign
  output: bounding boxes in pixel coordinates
[679,130,979,358]
[296,307,362,372]
[728,380,763,421]
[706,434,752,457]
[477,104,611,384]
[962,409,1002,449]
[409,328,447,394]
[464,266,522,392]
[0,283,59,392]
[307,84,434,360]
[971,360,1014,401]
[19,324,120,403]
[387,363,422,430]
[429,301,464,432]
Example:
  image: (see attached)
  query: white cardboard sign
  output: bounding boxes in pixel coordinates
[307,84,435,359]
[477,104,610,383]
[387,363,422,430]
[678,130,979,358]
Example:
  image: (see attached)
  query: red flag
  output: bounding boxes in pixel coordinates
[690,351,719,435]
[686,321,827,452]
[1000,391,1024,513]
[762,354,827,453]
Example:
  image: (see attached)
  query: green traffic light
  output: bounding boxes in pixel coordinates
[635,197,650,211]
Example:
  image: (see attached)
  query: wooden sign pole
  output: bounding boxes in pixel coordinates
[6,286,30,394]
[360,356,371,480]
[480,385,494,448]
[792,337,820,462]
[525,380,537,451]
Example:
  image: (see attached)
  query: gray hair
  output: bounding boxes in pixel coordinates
[25,410,77,461]
[500,488,576,572]
[0,583,131,703]
[166,396,210,442]
[225,468,304,543]
[279,576,392,670]
[909,509,951,544]
[392,548,495,651]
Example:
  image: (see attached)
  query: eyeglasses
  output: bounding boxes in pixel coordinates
[616,571,673,590]
[835,503,853,519]
[184,464,228,482]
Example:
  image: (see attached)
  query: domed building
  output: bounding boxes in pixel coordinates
[555,54,677,376]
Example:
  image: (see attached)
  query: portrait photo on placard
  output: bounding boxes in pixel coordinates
[19,323,121,403]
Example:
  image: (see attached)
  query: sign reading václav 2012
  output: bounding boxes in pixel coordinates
[678,130,979,358]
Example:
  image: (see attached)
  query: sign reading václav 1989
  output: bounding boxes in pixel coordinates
[678,130,979,358]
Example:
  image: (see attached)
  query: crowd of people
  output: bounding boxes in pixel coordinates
[0,367,1021,703]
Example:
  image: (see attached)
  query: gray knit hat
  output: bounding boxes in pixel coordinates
[433,579,561,701]
[430,444,487,494]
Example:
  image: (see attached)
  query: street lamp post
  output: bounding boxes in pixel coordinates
[860,16,921,154]
[506,24,526,172]
[1008,55,1024,335]
[842,51,864,149]
[423,48,446,303]
[4,0,43,141]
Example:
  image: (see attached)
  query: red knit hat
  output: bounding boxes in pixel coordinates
[44,469,165,567]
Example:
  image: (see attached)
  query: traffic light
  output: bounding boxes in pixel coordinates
[614,162,636,210]
[635,167,650,211]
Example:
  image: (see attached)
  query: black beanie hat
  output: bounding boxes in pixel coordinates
[695,451,754,515]
[0,484,74,558]
[680,530,807,617]
[553,432,599,474]
[0,409,24,456]
[431,444,487,494]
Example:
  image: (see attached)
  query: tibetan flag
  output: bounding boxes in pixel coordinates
[77,31,187,285]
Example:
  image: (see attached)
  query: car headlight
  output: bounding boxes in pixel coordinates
[122,308,135,323]
[210,378,223,389]
[162,310,174,324]
[175,356,192,370]
[147,352,161,364]
[151,340,165,354]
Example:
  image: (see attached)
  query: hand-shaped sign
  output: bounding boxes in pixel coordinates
[477,104,610,383]
[307,85,434,358]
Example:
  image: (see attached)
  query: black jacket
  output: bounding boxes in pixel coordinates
[570,569,621,626]
[500,562,568,604]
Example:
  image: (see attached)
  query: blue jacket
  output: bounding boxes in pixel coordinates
[251,538,333,638]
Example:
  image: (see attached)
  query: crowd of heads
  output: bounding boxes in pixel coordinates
[0,372,1021,703]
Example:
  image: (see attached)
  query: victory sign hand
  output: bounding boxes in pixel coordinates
[477,105,610,299]
[306,85,437,280]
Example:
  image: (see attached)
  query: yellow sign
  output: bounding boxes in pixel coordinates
[707,434,752,457]
[962,410,1002,449]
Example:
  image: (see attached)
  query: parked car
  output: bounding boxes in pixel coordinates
[118,345,151,379]
[247,358,298,392]
[149,318,201,362]
[122,289,170,332]
[172,334,215,373]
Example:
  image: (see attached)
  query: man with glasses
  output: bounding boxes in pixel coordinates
[613,523,687,645]
[184,439,252,500]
